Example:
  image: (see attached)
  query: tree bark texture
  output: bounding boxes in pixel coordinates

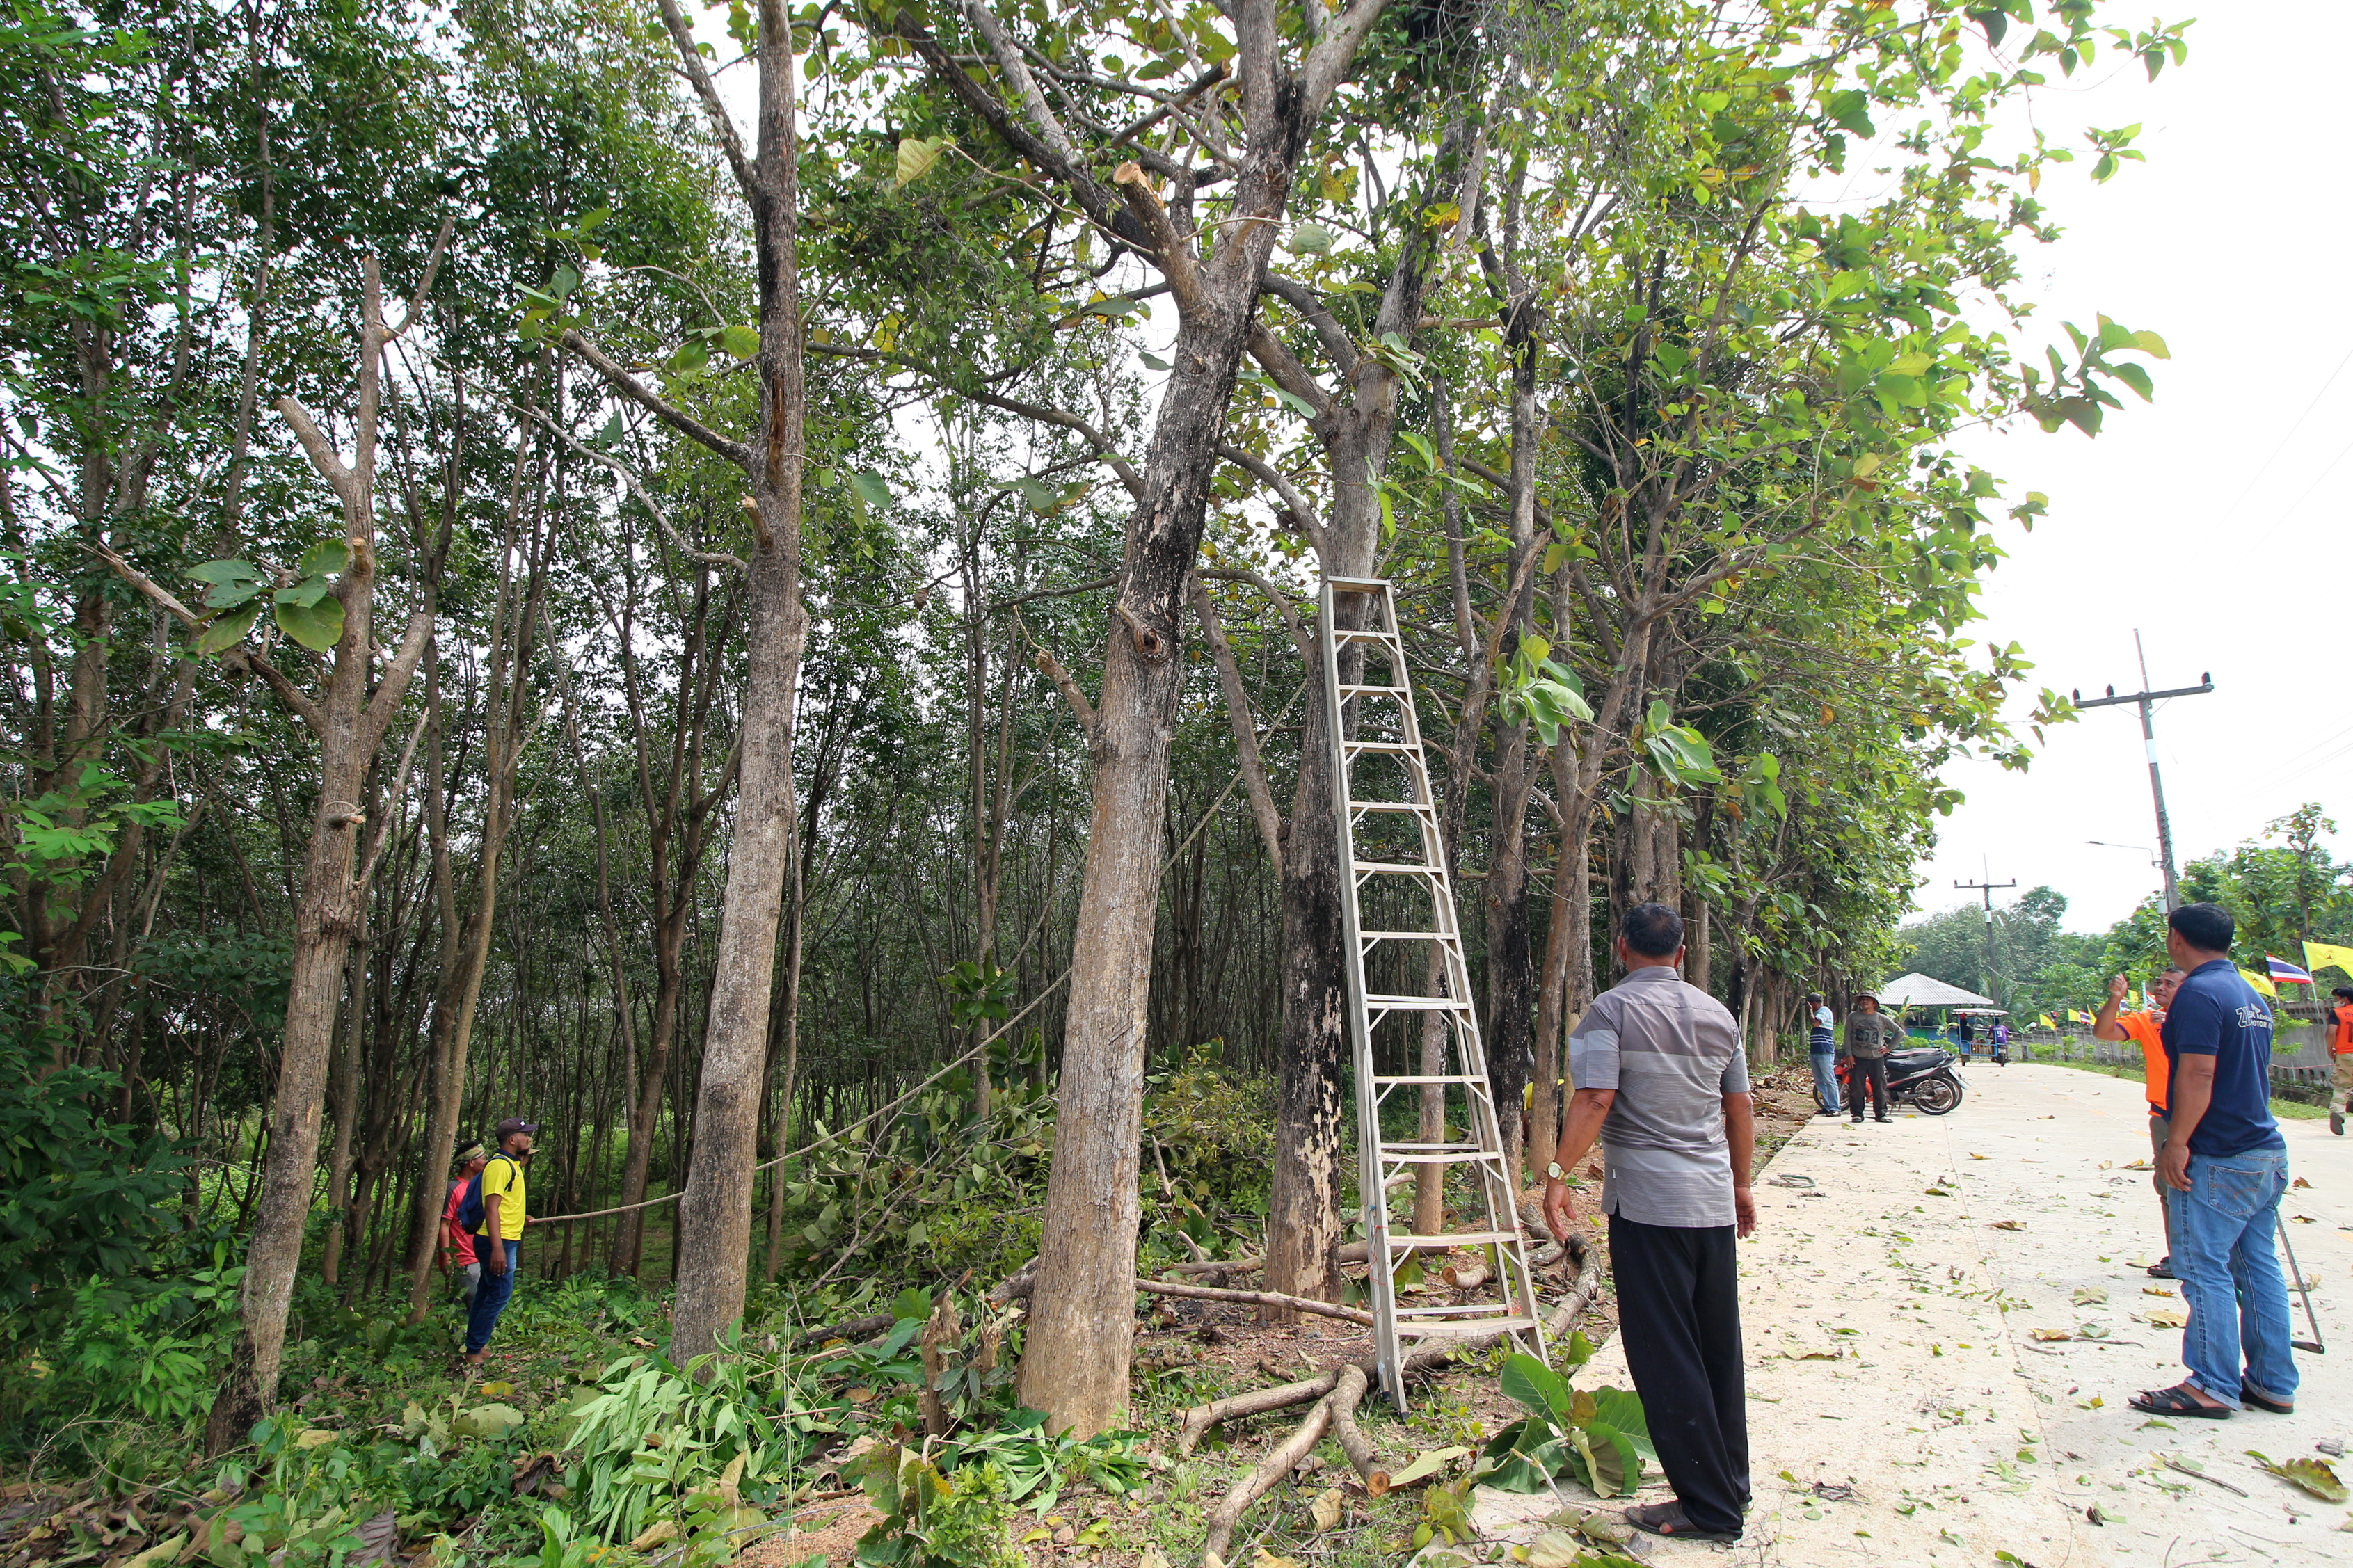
[668,0,809,1365]
[205,255,436,1454]
[1262,113,1485,1310]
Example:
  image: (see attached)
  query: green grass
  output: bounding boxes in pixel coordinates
[2041,1056,2328,1120]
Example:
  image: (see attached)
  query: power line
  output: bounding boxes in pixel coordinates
[2219,340,2353,534]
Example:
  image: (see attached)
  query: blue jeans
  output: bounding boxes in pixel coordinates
[1809,1051,1840,1114]
[464,1238,520,1354]
[2169,1147,2297,1409]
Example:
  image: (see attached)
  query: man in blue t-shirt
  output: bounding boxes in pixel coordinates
[2127,903,2298,1420]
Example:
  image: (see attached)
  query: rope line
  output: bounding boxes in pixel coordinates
[531,674,1309,1227]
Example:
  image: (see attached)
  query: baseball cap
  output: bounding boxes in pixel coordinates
[495,1118,540,1137]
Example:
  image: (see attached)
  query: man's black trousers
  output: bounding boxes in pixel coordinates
[1607,1213,1748,1536]
[1850,1053,1890,1119]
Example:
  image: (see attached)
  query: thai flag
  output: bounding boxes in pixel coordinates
[2266,954,2315,984]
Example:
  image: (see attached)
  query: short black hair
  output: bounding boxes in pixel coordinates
[1804,991,1823,1005]
[1621,902,1683,958]
[2335,985,2353,1002]
[2168,901,2233,953]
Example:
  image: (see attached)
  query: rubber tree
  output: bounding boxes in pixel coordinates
[559,0,811,1364]
[96,248,444,1453]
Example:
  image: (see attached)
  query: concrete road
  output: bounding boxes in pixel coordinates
[1468,1063,2351,1566]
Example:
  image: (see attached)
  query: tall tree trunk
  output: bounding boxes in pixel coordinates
[401,448,550,1322]
[666,0,809,1366]
[202,254,437,1455]
[1262,114,1486,1310]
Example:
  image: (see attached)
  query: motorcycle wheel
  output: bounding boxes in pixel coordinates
[1911,1074,1962,1116]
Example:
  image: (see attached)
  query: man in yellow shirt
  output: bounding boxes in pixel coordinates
[463,1117,539,1366]
[2093,968,2183,1277]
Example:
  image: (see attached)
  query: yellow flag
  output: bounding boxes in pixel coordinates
[2238,967,2277,998]
[2036,1014,2056,1030]
[2304,940,2353,979]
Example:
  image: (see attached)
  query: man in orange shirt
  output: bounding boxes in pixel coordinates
[2094,966,2185,1277]
[2330,984,2353,1136]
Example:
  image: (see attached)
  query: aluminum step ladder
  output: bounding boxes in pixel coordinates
[1318,575,1547,1409]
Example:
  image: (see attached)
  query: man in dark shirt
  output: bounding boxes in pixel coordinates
[2128,903,2298,1419]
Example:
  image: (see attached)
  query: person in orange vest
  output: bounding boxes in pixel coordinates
[2330,984,2353,1137]
[2094,966,2185,1277]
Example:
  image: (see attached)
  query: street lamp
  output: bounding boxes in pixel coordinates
[2087,840,2166,903]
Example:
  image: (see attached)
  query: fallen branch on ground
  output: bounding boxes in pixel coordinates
[785,1313,898,1350]
[1135,1277,1373,1325]
[1197,1363,1367,1567]
[1176,1251,1605,1454]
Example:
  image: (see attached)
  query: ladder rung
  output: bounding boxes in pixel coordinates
[1381,1140,1483,1151]
[1381,1149,1503,1166]
[1348,799,1436,813]
[1358,929,1456,944]
[1337,683,1409,696]
[1382,1229,1521,1249]
[1398,1315,1541,1338]
[1327,576,1390,591]
[1332,628,1401,644]
[1343,739,1418,753]
[1364,995,1472,1013]
[1372,1073,1484,1085]
[1353,860,1440,875]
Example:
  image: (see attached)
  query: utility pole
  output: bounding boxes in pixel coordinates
[1954,868,2017,1007]
[2071,631,2212,911]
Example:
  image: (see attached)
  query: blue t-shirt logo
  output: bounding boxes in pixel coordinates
[2160,959,2284,1158]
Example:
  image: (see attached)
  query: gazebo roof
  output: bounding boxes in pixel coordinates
[1870,971,1998,1009]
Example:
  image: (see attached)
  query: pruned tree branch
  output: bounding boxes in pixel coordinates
[276,397,362,515]
[651,0,757,205]
[561,328,753,469]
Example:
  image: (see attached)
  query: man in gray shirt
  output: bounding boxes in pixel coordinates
[1542,902,1755,1544]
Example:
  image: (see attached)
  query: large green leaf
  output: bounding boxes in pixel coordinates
[195,604,260,655]
[1498,1352,1572,1421]
[894,136,948,187]
[296,538,349,579]
[1588,1386,1653,1463]
[190,559,263,609]
[274,594,345,652]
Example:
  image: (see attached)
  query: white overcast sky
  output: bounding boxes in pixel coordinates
[1908,2,2349,932]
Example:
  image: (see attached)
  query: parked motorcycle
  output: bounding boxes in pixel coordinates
[1837,1046,1966,1115]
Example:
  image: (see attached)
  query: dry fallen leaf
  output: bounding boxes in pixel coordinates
[2145,1307,2188,1328]
[2248,1451,2348,1504]
[1991,1220,2026,1231]
[1309,1488,1345,1532]
[2030,1328,2072,1342]
[1970,1152,1988,1160]
[2143,1286,2175,1297]
[2074,1286,2108,1306]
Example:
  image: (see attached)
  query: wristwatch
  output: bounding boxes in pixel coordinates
[1545,1161,1568,1181]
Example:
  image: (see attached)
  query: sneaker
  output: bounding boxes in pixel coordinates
[2333,1107,2345,1136]
[1875,1116,1892,1123]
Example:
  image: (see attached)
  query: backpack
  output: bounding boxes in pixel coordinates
[456,1155,516,1236]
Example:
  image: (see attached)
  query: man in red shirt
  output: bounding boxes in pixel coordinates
[440,1144,490,1308]
[2094,966,2184,1277]
[2330,985,2353,1137]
